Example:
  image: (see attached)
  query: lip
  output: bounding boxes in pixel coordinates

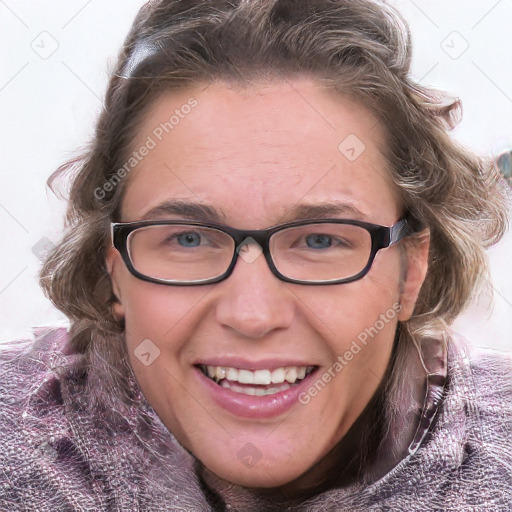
[193,357,316,371]
[193,365,319,419]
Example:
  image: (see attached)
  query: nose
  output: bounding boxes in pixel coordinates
[214,242,295,339]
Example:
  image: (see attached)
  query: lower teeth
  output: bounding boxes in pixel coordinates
[220,380,292,396]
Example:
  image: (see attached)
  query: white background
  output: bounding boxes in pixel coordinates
[0,0,511,350]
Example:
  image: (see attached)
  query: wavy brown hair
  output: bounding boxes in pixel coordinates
[40,0,509,485]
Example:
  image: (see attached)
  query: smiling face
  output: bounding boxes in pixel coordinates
[107,79,429,490]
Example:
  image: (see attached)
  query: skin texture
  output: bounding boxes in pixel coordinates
[107,79,429,491]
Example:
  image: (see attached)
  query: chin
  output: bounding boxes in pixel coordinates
[199,448,312,489]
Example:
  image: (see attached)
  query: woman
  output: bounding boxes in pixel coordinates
[1,0,511,510]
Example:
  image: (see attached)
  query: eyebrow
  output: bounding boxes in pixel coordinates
[140,201,225,223]
[281,202,368,221]
[139,200,368,224]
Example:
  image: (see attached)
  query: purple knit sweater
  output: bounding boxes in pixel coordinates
[1,327,511,511]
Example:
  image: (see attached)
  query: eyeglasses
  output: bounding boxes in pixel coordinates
[110,217,418,286]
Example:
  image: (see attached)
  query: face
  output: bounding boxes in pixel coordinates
[107,79,429,490]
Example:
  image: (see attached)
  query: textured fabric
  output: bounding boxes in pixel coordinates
[0,327,511,511]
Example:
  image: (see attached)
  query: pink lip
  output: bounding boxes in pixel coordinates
[193,366,319,419]
[193,357,315,371]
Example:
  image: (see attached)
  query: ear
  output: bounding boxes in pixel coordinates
[106,247,126,319]
[397,230,430,322]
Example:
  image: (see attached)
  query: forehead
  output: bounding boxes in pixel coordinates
[122,79,401,226]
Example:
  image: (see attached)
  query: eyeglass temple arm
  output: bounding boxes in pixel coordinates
[389,217,422,246]
[110,223,118,248]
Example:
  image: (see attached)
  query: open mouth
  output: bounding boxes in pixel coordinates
[196,364,317,396]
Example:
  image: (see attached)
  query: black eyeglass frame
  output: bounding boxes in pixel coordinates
[110,217,418,286]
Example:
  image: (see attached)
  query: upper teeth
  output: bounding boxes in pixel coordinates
[203,365,313,385]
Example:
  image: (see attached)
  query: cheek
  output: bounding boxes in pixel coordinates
[120,278,208,354]
[295,257,401,338]
[288,252,402,395]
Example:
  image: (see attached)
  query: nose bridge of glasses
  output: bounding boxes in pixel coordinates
[227,226,274,262]
[230,227,270,268]
[229,226,273,247]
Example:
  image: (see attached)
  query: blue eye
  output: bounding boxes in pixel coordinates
[176,232,201,247]
[305,234,332,249]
